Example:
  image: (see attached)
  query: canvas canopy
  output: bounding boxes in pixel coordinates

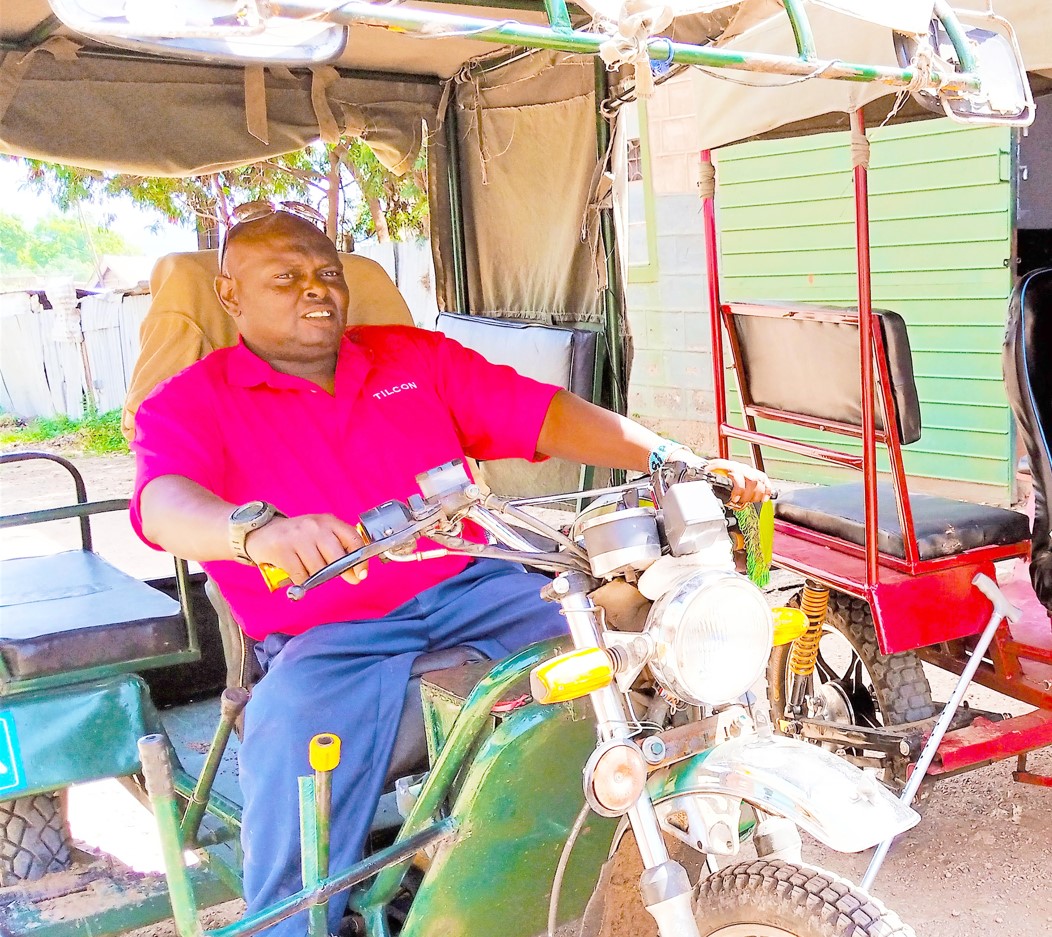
[1,0,1047,334]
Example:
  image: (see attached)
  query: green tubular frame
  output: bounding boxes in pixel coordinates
[357,637,562,916]
[272,0,983,94]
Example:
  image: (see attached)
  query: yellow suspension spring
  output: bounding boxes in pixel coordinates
[788,581,829,677]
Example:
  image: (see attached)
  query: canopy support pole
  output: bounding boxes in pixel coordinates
[595,59,626,418]
[851,108,879,589]
[700,149,729,461]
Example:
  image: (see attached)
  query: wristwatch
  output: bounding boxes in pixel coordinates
[229,501,282,565]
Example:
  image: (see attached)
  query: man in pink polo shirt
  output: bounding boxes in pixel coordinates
[132,210,769,936]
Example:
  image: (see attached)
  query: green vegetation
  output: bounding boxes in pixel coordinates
[0,409,128,455]
[0,213,139,280]
[5,139,428,249]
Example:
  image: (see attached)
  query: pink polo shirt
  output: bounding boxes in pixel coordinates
[131,325,560,640]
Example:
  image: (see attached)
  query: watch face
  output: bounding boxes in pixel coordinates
[231,500,267,524]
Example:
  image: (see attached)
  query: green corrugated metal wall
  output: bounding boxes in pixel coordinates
[717,118,1015,499]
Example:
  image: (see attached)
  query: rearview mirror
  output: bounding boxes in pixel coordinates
[49,0,348,65]
[894,8,1034,127]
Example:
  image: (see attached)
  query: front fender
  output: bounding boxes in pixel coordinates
[647,733,919,854]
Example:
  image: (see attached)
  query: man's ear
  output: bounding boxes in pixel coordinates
[215,274,242,319]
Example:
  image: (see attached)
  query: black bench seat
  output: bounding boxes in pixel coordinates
[0,550,187,681]
[775,482,1031,562]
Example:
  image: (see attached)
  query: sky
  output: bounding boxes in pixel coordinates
[1,159,197,258]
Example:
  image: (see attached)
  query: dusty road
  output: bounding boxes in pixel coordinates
[2,452,1050,937]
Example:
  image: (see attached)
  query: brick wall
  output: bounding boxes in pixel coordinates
[626,73,718,454]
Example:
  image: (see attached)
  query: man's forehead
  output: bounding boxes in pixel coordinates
[225,219,339,268]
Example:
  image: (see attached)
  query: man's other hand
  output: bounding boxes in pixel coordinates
[246,513,368,585]
[705,459,772,508]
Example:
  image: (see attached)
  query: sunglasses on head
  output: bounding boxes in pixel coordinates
[218,200,328,271]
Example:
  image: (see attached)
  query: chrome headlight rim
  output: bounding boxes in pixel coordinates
[644,569,774,707]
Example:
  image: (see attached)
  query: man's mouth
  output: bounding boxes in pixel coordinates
[304,309,333,319]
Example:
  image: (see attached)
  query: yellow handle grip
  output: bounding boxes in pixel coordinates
[309,733,342,772]
[258,563,292,591]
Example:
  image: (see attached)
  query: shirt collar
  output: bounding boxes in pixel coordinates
[226,333,372,390]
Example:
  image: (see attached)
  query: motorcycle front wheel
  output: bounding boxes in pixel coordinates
[695,860,914,937]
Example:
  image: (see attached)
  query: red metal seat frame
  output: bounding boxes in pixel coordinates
[699,114,1050,720]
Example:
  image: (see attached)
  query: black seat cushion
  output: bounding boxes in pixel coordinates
[385,645,487,786]
[775,483,1031,562]
[0,550,187,681]
[1003,267,1052,611]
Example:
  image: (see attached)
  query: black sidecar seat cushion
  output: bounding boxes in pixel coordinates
[0,550,187,681]
[775,482,1031,562]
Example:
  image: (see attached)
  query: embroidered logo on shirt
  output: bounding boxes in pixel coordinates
[372,381,418,400]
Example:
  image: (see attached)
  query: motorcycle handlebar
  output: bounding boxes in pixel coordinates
[266,468,777,599]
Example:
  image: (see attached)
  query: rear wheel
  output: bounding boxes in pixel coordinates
[767,590,936,788]
[695,859,915,937]
[0,791,73,883]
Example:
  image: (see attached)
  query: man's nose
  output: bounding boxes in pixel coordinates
[303,274,330,297]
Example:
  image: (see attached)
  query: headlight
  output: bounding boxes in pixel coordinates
[644,570,773,707]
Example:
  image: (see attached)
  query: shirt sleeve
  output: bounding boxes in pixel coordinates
[424,330,561,462]
[130,364,224,549]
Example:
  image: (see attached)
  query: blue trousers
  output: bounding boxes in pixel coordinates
[238,560,567,936]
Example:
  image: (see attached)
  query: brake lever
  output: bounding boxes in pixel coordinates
[284,513,439,601]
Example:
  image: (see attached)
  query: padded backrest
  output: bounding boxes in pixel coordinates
[122,249,413,440]
[436,313,604,497]
[436,313,599,400]
[1004,267,1052,611]
[729,304,922,445]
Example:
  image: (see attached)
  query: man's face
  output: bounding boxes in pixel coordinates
[215,214,350,366]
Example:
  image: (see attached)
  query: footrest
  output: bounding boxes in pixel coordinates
[928,709,1052,775]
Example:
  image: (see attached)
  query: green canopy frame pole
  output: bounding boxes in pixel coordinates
[593,61,626,418]
[444,104,469,314]
[272,0,982,94]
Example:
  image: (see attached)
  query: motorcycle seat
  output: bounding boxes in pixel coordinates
[0,549,187,683]
[775,482,1031,562]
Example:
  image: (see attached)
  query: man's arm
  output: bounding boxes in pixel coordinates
[536,390,770,503]
[140,475,364,584]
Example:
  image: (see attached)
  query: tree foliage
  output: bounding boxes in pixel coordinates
[0,212,136,279]
[4,139,429,249]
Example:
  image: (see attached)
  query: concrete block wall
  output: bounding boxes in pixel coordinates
[625,72,718,454]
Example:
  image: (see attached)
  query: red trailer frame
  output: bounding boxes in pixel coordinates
[701,111,1052,779]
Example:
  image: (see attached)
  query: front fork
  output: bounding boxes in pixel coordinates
[549,572,701,937]
[787,580,829,712]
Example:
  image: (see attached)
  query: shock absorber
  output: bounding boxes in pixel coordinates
[788,580,829,710]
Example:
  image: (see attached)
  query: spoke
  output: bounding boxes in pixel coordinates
[814,649,841,684]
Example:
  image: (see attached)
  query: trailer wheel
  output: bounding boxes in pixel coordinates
[695,859,915,937]
[767,590,936,788]
[0,792,73,883]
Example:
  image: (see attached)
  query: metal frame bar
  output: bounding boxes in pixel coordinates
[268,0,982,94]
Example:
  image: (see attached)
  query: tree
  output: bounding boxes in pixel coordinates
[3,139,429,250]
[0,211,137,279]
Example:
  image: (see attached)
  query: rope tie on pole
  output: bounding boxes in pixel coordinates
[697,158,716,200]
[598,0,674,99]
[850,126,870,170]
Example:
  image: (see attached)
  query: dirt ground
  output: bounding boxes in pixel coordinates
[2,452,1051,937]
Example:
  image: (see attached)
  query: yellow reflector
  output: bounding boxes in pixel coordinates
[530,648,614,704]
[772,607,809,646]
[259,563,292,591]
[309,733,342,772]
